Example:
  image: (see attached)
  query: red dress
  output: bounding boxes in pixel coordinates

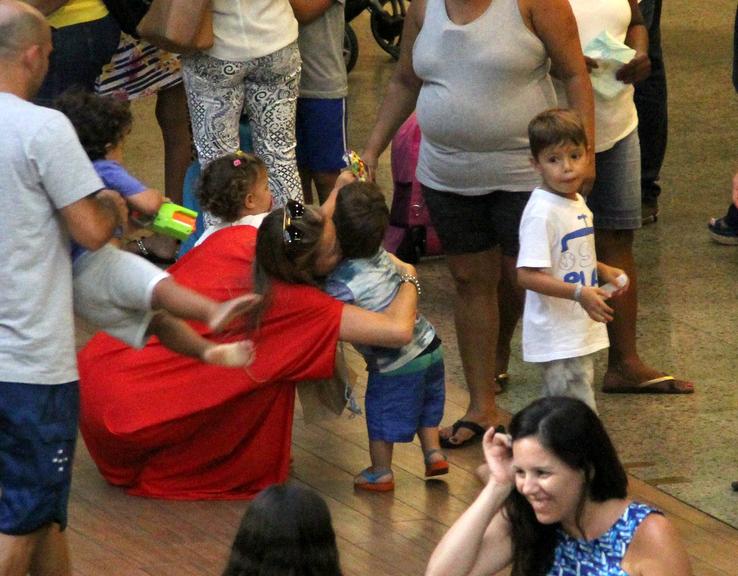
[78,225,343,500]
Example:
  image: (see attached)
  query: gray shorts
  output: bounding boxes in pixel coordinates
[540,353,597,413]
[73,245,170,348]
[586,129,642,230]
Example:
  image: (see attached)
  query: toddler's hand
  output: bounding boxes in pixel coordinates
[578,286,614,323]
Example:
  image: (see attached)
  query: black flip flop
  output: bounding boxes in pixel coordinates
[440,419,486,449]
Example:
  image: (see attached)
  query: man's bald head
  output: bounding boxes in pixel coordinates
[0,0,50,61]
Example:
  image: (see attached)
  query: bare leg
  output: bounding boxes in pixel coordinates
[155,83,192,204]
[0,533,35,576]
[368,440,394,474]
[0,524,70,576]
[312,171,340,205]
[150,278,261,333]
[148,313,255,367]
[595,229,693,392]
[28,524,70,576]
[439,249,501,446]
[298,167,315,205]
[418,427,448,476]
[495,254,524,390]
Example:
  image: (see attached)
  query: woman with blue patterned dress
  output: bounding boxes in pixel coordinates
[426,397,692,576]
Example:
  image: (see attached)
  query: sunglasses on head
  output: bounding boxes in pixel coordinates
[282,199,306,250]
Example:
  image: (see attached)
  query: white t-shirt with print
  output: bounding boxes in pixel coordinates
[517,187,609,363]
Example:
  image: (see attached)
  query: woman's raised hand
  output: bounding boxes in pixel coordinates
[482,427,514,487]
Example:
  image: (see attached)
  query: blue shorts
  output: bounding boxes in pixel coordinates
[586,129,642,230]
[295,97,347,172]
[0,382,79,535]
[365,347,445,443]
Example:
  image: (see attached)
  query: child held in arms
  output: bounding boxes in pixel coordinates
[55,91,258,365]
[325,182,448,492]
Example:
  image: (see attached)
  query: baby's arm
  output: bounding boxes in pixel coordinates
[517,267,614,323]
[127,187,164,216]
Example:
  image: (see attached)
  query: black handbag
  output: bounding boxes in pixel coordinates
[101,0,152,36]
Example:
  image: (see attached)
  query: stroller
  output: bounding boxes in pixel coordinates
[344,0,408,72]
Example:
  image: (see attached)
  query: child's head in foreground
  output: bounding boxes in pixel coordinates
[333,181,389,259]
[222,483,342,576]
[54,90,132,161]
[198,152,272,223]
[528,109,589,198]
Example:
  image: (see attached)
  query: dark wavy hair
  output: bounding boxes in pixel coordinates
[53,90,132,161]
[222,483,342,576]
[505,397,628,576]
[333,182,389,259]
[198,152,266,222]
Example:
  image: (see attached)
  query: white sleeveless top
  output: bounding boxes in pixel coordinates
[412,0,557,194]
[555,0,639,152]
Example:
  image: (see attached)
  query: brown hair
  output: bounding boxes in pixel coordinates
[54,91,132,161]
[198,153,267,222]
[333,182,389,259]
[528,108,588,160]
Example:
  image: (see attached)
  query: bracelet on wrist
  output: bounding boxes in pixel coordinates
[573,284,582,302]
[400,273,422,296]
[135,238,150,257]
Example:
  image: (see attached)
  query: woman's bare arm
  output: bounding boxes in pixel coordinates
[624,513,693,576]
[361,0,425,179]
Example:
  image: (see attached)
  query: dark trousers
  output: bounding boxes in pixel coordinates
[35,14,120,106]
[634,0,667,205]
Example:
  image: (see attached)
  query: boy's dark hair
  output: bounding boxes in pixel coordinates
[528,108,588,159]
[53,91,132,161]
[198,152,267,222]
[333,182,389,259]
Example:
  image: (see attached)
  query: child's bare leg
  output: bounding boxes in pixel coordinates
[368,440,394,473]
[150,278,261,332]
[149,313,255,367]
[419,427,449,477]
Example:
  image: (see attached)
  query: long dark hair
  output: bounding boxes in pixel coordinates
[505,397,628,576]
[222,483,342,576]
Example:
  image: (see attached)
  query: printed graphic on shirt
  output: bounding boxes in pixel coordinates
[558,214,597,287]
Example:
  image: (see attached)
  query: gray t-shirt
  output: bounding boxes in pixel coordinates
[297,0,348,98]
[0,93,104,384]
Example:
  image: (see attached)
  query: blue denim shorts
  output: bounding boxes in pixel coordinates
[365,347,445,443]
[0,382,79,535]
[296,97,347,172]
[586,129,642,230]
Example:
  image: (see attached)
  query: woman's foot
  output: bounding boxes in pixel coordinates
[602,361,694,394]
[439,416,492,449]
[354,467,394,492]
[208,294,262,333]
[201,340,255,367]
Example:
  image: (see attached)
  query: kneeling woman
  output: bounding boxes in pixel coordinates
[78,198,418,500]
[426,397,692,576]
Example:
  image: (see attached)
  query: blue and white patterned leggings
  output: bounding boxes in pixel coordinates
[182,43,303,210]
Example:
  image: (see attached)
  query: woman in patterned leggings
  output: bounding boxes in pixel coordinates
[182,0,302,214]
[426,397,692,576]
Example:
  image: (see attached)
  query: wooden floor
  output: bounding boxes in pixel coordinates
[65,371,738,576]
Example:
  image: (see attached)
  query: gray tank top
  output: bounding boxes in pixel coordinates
[413,0,556,194]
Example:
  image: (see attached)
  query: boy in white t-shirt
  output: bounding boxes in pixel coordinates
[517,109,629,411]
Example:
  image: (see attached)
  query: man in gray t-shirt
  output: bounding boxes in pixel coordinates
[0,2,123,574]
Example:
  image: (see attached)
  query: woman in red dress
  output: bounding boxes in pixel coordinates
[78,197,418,500]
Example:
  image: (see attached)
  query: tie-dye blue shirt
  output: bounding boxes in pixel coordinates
[549,501,660,575]
[325,248,435,372]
